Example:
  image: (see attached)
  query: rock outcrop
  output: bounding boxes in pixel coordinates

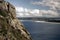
[0,0,32,40]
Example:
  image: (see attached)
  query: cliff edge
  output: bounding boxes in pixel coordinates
[0,0,32,40]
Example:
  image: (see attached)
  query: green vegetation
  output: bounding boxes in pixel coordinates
[0,18,7,35]
[0,10,7,17]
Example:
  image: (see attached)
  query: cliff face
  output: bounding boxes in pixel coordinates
[0,0,32,40]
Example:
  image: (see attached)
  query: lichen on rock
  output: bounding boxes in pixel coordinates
[0,0,32,40]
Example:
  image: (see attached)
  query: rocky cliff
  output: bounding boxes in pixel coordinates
[0,0,32,40]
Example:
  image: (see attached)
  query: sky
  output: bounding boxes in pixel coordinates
[5,0,60,17]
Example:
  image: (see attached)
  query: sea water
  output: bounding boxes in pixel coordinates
[20,20,60,40]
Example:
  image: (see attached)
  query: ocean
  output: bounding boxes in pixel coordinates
[20,20,60,40]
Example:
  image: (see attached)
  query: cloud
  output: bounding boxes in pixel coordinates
[32,0,60,9]
[31,0,60,17]
[16,7,24,13]
[16,6,59,17]
[40,10,59,17]
[16,7,41,17]
[30,9,39,14]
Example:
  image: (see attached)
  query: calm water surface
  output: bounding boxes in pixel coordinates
[20,20,60,40]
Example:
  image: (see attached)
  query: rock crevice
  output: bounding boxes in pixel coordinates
[0,0,32,40]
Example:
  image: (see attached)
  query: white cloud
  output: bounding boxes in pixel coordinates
[29,9,39,14]
[16,13,24,17]
[24,8,29,12]
[16,7,41,17]
[31,0,60,17]
[40,10,59,17]
[16,6,59,17]
[32,0,60,10]
[16,7,24,13]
